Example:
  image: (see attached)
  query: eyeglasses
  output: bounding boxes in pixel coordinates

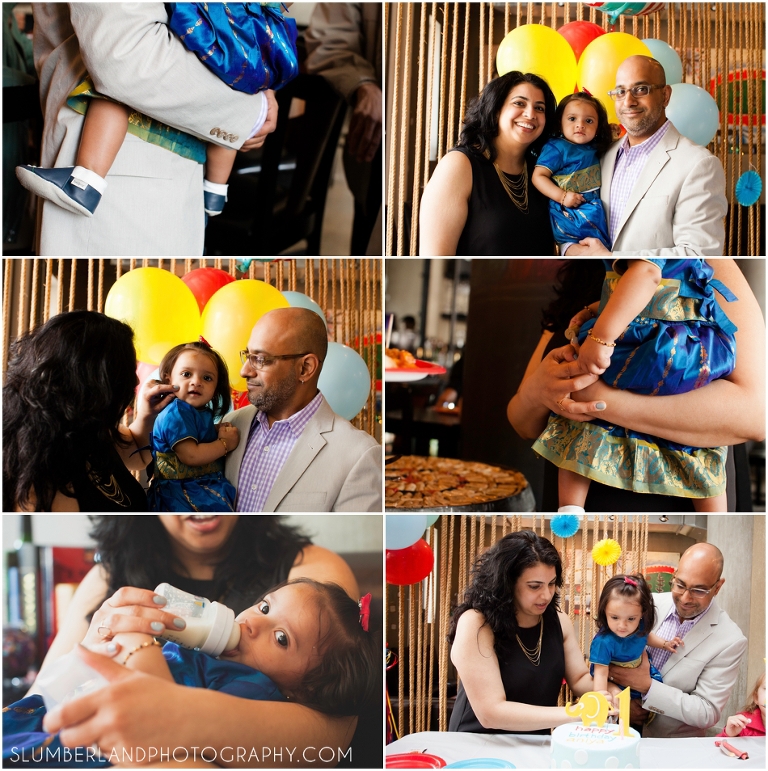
[607,84,666,100]
[239,350,310,370]
[670,578,718,599]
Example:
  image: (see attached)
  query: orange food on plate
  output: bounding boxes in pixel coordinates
[385,347,417,368]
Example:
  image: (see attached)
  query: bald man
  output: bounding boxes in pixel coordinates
[221,307,381,511]
[565,55,727,256]
[607,543,746,738]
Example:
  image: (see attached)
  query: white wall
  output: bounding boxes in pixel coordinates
[2,514,382,553]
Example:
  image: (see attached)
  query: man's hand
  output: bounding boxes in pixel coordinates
[347,82,382,163]
[629,698,650,726]
[608,651,653,694]
[566,238,612,256]
[239,90,278,152]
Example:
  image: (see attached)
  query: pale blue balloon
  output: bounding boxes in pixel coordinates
[642,39,683,85]
[666,83,720,146]
[318,342,371,420]
[281,291,328,328]
[426,514,440,527]
[386,515,428,550]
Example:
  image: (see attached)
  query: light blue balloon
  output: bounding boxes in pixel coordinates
[386,515,428,550]
[282,291,328,328]
[642,39,683,85]
[318,342,371,420]
[666,83,720,146]
[426,514,440,527]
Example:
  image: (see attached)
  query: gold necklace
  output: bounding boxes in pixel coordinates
[484,148,529,213]
[515,615,543,666]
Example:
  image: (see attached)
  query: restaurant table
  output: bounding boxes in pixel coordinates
[387,730,765,768]
[386,407,462,458]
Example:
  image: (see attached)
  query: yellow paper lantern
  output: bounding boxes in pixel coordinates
[496,24,577,104]
[104,267,201,365]
[577,33,652,123]
[201,279,290,391]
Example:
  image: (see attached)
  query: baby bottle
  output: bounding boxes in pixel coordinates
[154,582,240,657]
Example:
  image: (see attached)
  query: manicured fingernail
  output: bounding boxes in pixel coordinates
[596,402,606,410]
[173,618,186,629]
[151,622,164,632]
[106,642,118,654]
[173,385,180,391]
[153,595,167,605]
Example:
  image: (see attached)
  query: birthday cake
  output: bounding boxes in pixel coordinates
[551,722,641,768]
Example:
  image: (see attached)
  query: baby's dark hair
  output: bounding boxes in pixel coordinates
[595,574,655,637]
[556,92,614,157]
[158,341,230,422]
[264,578,380,717]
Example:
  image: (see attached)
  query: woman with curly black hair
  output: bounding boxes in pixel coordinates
[2,310,177,511]
[448,530,599,733]
[420,71,558,256]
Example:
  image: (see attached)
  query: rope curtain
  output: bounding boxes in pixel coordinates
[385,2,765,256]
[1,258,382,438]
[389,514,650,737]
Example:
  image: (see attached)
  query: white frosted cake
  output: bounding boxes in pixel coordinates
[551,723,641,768]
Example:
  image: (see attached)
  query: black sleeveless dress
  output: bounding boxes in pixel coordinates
[451,146,554,256]
[165,541,306,615]
[70,446,148,511]
[449,603,565,734]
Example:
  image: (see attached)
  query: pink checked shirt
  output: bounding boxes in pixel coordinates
[608,120,671,244]
[235,391,325,512]
[647,597,712,674]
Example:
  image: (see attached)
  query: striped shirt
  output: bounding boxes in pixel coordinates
[647,597,712,674]
[608,120,671,244]
[235,391,325,512]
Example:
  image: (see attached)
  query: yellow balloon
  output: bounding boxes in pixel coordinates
[201,279,290,391]
[104,267,200,365]
[496,25,577,103]
[577,33,652,123]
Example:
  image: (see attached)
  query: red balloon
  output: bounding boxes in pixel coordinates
[231,389,251,410]
[135,360,158,394]
[558,21,606,62]
[386,539,434,586]
[181,268,235,314]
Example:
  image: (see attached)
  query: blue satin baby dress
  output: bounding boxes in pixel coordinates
[589,624,663,699]
[168,3,299,93]
[148,398,236,512]
[536,137,611,250]
[533,259,738,498]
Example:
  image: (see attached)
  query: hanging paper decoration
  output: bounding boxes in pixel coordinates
[586,2,666,25]
[709,69,766,127]
[735,171,763,207]
[592,538,622,566]
[551,514,581,539]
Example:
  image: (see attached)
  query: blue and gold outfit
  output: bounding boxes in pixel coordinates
[589,624,663,700]
[148,399,236,512]
[168,3,299,94]
[2,644,283,767]
[536,137,611,250]
[533,259,738,498]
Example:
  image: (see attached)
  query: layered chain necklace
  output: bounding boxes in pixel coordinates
[515,615,543,666]
[484,148,529,213]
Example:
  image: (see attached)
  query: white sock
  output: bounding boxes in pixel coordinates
[558,505,586,513]
[71,166,107,194]
[203,179,229,197]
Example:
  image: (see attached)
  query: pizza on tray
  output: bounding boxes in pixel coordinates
[385,455,528,509]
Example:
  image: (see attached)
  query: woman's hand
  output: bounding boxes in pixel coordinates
[82,587,185,650]
[120,380,180,469]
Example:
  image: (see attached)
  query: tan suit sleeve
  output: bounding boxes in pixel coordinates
[69,3,263,148]
[612,153,727,256]
[304,3,377,102]
[332,443,382,511]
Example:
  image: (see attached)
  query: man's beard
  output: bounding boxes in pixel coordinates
[620,104,663,137]
[248,371,300,413]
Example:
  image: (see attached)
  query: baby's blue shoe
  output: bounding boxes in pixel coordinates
[15,165,102,217]
[204,190,227,217]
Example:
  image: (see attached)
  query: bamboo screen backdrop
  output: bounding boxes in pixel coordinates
[385,2,765,256]
[388,514,650,738]
[1,258,382,438]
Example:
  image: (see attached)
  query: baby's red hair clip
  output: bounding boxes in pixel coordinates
[358,593,372,631]
[199,335,212,348]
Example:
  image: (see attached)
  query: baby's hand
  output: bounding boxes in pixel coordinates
[218,424,240,452]
[665,636,684,652]
[575,335,611,375]
[724,713,751,737]
[562,191,585,208]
